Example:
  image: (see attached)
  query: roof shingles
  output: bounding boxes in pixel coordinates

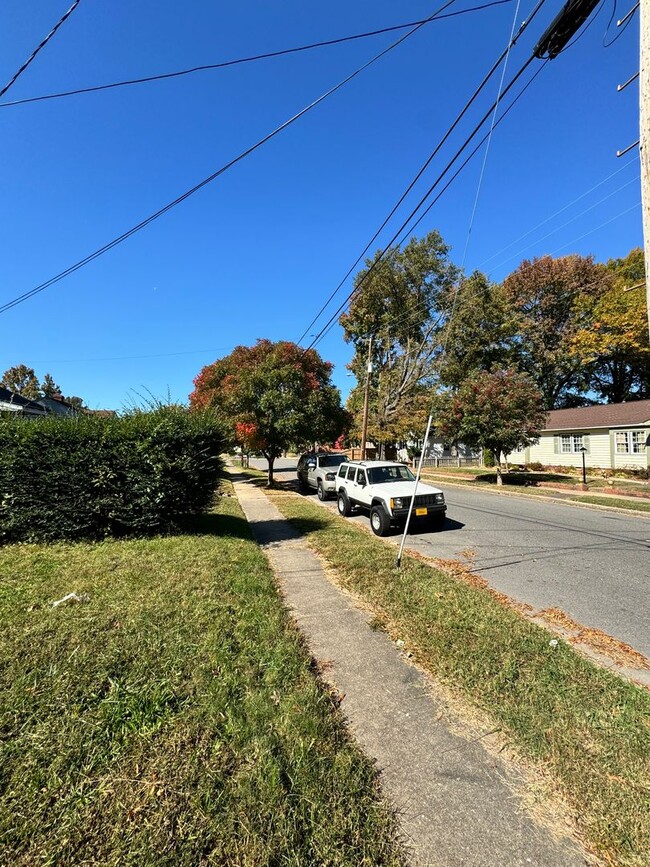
[545,400,650,431]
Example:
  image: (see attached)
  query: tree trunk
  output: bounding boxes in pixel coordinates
[493,451,503,485]
[267,456,275,487]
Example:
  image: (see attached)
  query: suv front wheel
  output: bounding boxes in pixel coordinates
[370,504,391,537]
[317,480,326,501]
[337,491,352,517]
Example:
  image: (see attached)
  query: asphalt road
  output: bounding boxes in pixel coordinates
[249,458,650,659]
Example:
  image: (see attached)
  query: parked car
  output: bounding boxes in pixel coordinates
[335,460,446,536]
[297,452,348,500]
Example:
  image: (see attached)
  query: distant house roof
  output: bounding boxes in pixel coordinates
[545,400,650,431]
[0,386,49,416]
[36,395,77,416]
[85,409,117,417]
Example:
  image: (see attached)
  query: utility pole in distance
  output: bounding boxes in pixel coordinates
[360,336,372,460]
[640,0,650,339]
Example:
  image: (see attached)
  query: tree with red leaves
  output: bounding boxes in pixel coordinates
[190,340,346,485]
[437,369,546,485]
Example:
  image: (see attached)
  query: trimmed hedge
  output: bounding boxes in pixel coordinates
[0,408,227,543]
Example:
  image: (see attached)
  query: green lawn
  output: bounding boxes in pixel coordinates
[0,484,405,866]
[263,482,650,867]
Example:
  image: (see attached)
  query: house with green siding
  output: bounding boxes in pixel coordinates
[508,400,650,471]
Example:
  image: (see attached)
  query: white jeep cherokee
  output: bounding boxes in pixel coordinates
[335,460,446,536]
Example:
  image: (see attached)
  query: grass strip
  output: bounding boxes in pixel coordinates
[0,483,405,866]
[421,473,650,513]
[263,484,650,867]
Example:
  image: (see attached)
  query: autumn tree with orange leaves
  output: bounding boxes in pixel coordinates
[190,340,346,485]
[571,248,649,403]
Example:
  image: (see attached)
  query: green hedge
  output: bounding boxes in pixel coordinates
[0,408,227,543]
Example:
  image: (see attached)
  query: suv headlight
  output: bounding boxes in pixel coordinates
[390,497,404,509]
[435,493,444,502]
[325,472,336,481]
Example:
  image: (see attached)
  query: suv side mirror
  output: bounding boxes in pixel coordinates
[307,460,316,469]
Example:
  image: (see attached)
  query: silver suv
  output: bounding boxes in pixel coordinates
[335,460,446,536]
[297,452,348,500]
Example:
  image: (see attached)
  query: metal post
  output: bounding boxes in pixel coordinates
[360,336,373,460]
[581,447,587,486]
[641,0,650,338]
[396,413,433,568]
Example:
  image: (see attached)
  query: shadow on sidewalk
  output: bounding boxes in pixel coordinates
[248,517,329,546]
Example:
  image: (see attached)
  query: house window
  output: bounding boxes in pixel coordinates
[616,430,647,454]
[632,431,646,453]
[561,434,583,453]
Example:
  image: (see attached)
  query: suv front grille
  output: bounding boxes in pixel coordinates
[415,494,439,507]
[391,493,441,509]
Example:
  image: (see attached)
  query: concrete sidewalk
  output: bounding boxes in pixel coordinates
[228,468,589,867]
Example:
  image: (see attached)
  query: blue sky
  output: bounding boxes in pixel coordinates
[0,0,641,409]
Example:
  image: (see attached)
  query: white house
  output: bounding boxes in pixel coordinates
[0,386,48,418]
[508,400,650,471]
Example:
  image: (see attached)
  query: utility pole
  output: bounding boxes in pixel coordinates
[360,336,372,460]
[640,0,650,339]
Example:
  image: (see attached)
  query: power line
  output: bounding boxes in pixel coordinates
[394,62,548,250]
[0,1,513,109]
[0,0,83,100]
[603,0,638,48]
[296,0,549,345]
[306,52,549,351]
[486,173,640,273]
[460,0,522,266]
[549,202,641,254]
[0,1,455,317]
[306,54,543,351]
[475,155,639,269]
[316,63,548,351]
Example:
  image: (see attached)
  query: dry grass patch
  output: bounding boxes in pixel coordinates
[263,484,650,867]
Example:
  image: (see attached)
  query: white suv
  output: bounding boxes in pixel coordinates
[335,460,446,536]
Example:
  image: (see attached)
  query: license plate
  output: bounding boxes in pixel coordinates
[415,507,427,516]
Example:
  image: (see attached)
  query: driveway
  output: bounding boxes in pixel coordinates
[248,459,650,660]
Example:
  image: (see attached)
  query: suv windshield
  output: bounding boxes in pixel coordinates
[318,455,347,468]
[367,465,415,484]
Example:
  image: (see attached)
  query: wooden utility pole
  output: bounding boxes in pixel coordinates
[641,0,650,339]
[360,336,372,460]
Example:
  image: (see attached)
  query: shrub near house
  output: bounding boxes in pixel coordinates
[0,407,227,543]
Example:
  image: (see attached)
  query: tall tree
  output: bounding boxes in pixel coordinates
[437,369,547,485]
[571,248,649,402]
[1,364,41,399]
[502,254,610,408]
[438,271,517,389]
[41,373,62,398]
[190,340,346,485]
[340,231,459,453]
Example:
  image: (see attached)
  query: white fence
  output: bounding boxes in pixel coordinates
[414,456,483,469]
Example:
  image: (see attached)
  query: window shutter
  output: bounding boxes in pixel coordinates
[582,435,590,453]
[553,436,559,454]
